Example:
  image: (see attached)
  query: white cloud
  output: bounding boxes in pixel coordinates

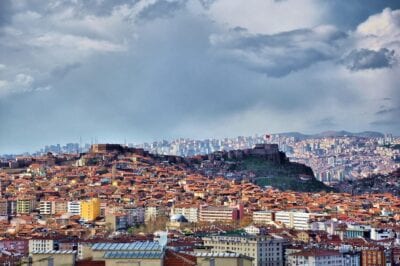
[35,85,52,92]
[357,8,400,39]
[15,73,34,87]
[336,8,400,72]
[355,8,400,55]
[31,33,126,52]
[0,80,8,88]
[204,0,324,34]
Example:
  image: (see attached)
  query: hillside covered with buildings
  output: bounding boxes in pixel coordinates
[0,143,399,265]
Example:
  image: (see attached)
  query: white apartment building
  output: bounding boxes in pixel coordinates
[371,227,395,241]
[171,206,199,223]
[145,206,165,222]
[29,239,56,254]
[244,225,262,235]
[39,201,54,215]
[275,211,314,230]
[287,249,343,266]
[253,210,274,224]
[67,201,81,215]
[202,233,286,266]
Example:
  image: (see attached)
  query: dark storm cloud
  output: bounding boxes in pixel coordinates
[342,48,397,71]
[210,26,347,77]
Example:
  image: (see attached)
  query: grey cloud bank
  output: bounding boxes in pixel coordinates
[0,0,400,154]
[342,48,397,71]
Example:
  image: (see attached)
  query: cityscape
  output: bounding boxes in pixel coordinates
[1,0,400,266]
[6,131,399,185]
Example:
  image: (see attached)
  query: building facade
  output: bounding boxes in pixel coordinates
[80,198,101,222]
[202,233,285,266]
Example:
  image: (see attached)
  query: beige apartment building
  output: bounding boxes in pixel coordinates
[202,234,286,266]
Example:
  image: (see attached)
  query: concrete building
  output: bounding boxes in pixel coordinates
[199,204,243,223]
[342,252,361,266]
[145,206,165,223]
[87,241,164,266]
[193,252,253,266]
[202,233,285,266]
[124,206,145,225]
[171,206,199,223]
[361,248,385,266]
[39,201,55,215]
[371,227,395,240]
[29,239,57,254]
[244,225,262,235]
[252,210,274,224]
[80,198,100,222]
[54,200,68,214]
[30,250,76,266]
[16,197,36,214]
[275,211,315,230]
[0,199,9,216]
[67,201,81,215]
[287,249,343,266]
[105,213,128,231]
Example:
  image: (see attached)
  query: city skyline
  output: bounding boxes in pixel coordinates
[0,128,395,155]
[1,0,400,153]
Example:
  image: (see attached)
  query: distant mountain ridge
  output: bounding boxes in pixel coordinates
[276,130,384,140]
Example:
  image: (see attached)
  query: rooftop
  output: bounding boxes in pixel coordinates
[91,241,162,251]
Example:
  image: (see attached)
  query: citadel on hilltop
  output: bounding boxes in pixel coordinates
[89,143,285,165]
[211,143,285,164]
[0,140,399,265]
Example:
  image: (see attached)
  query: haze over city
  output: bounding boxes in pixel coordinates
[1,0,400,154]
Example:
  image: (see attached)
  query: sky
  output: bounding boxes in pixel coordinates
[0,0,400,153]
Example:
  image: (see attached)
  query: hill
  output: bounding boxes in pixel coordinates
[85,143,333,193]
[232,157,332,192]
[184,144,333,193]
